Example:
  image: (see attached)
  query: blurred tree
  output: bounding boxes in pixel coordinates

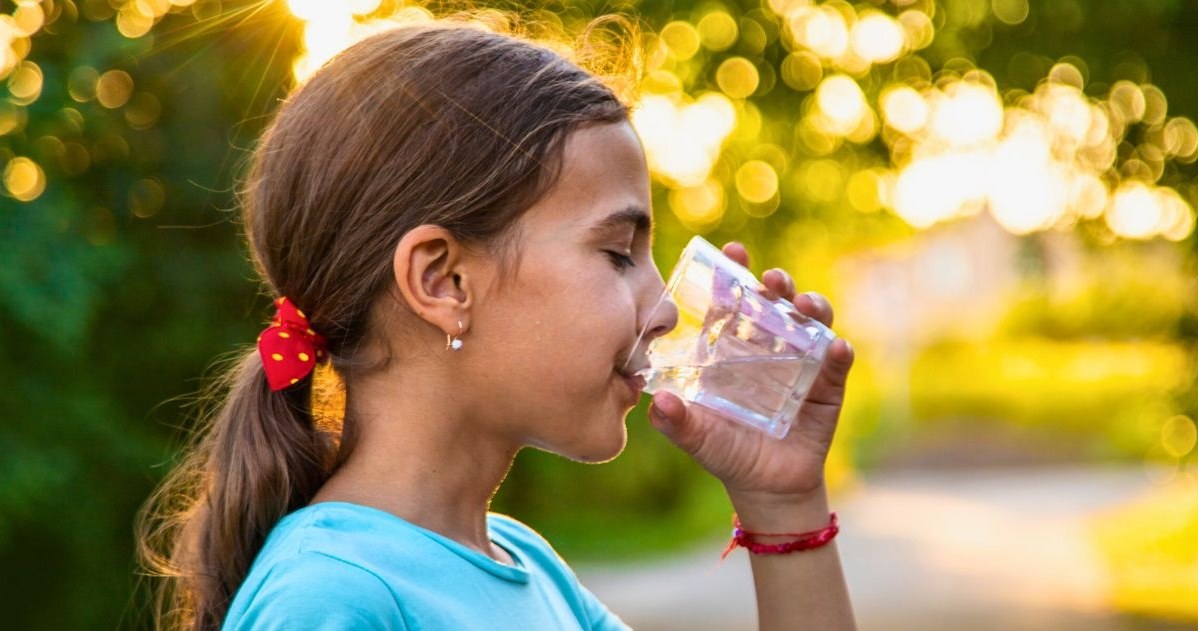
[1,2,300,627]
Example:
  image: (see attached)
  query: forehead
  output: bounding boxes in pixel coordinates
[519,122,652,241]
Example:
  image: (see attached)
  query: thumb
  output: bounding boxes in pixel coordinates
[648,391,704,454]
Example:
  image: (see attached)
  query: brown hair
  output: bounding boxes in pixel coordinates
[137,20,630,630]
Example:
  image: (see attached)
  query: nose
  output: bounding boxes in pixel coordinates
[640,298,678,345]
[638,273,679,345]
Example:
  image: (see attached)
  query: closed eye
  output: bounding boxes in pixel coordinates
[604,250,636,271]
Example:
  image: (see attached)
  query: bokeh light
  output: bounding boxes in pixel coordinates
[879,66,1196,240]
[1161,415,1197,459]
[96,70,134,109]
[3,155,45,201]
[696,11,737,52]
[991,0,1030,25]
[129,178,166,218]
[735,160,779,204]
[716,57,759,99]
[814,74,869,136]
[271,0,1196,243]
[928,79,1004,147]
[68,66,100,103]
[633,92,737,188]
[660,20,701,60]
[850,11,905,64]
[881,85,929,135]
[787,4,849,61]
[669,178,726,231]
[7,60,42,105]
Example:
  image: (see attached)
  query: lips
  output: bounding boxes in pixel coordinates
[617,347,650,401]
[618,370,647,401]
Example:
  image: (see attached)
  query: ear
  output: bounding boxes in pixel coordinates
[392,225,476,336]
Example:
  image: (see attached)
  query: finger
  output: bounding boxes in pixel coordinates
[649,391,713,456]
[722,242,749,268]
[762,268,796,302]
[648,390,685,427]
[804,338,854,408]
[794,339,855,443]
[792,291,834,327]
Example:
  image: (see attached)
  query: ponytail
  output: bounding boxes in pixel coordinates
[137,350,339,630]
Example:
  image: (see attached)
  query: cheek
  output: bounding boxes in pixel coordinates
[560,274,635,342]
[534,294,626,371]
[473,263,637,392]
[540,295,633,382]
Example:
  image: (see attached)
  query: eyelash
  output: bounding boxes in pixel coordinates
[604,250,636,270]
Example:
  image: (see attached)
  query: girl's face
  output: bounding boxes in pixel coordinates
[466,121,677,462]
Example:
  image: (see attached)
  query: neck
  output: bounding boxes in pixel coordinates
[311,363,519,559]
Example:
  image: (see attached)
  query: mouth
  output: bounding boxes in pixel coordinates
[616,369,647,402]
[616,345,651,402]
[619,369,646,388]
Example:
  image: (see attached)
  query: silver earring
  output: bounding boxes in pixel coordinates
[446,320,464,351]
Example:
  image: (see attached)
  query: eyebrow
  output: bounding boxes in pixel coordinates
[588,206,652,239]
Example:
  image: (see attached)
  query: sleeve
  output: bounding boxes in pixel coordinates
[224,553,409,631]
[577,581,634,631]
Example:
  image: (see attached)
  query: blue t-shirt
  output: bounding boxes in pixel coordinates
[222,502,630,630]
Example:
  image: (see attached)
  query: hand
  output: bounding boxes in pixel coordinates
[648,242,855,512]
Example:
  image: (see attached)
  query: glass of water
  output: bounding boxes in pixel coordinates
[623,236,836,439]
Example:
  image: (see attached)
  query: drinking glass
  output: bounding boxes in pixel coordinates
[624,236,836,438]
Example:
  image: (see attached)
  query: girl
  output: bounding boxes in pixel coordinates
[139,19,857,631]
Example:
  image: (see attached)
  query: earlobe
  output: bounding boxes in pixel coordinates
[392,225,472,332]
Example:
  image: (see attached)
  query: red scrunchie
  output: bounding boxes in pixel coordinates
[257,296,327,391]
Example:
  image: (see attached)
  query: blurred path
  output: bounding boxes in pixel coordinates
[576,466,1186,631]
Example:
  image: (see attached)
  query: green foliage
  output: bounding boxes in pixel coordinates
[1,4,298,627]
[1002,247,1196,340]
[910,338,1191,454]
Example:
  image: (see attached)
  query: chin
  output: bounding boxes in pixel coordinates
[562,418,629,464]
[581,434,628,464]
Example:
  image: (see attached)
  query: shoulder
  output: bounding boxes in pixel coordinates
[224,549,408,630]
[225,551,406,630]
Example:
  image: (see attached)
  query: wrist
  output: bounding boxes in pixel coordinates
[726,484,831,533]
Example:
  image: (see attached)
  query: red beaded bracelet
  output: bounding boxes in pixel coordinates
[720,512,839,559]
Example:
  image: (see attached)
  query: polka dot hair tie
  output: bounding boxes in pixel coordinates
[257,296,328,391]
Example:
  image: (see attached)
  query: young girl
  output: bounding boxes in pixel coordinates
[140,19,856,631]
